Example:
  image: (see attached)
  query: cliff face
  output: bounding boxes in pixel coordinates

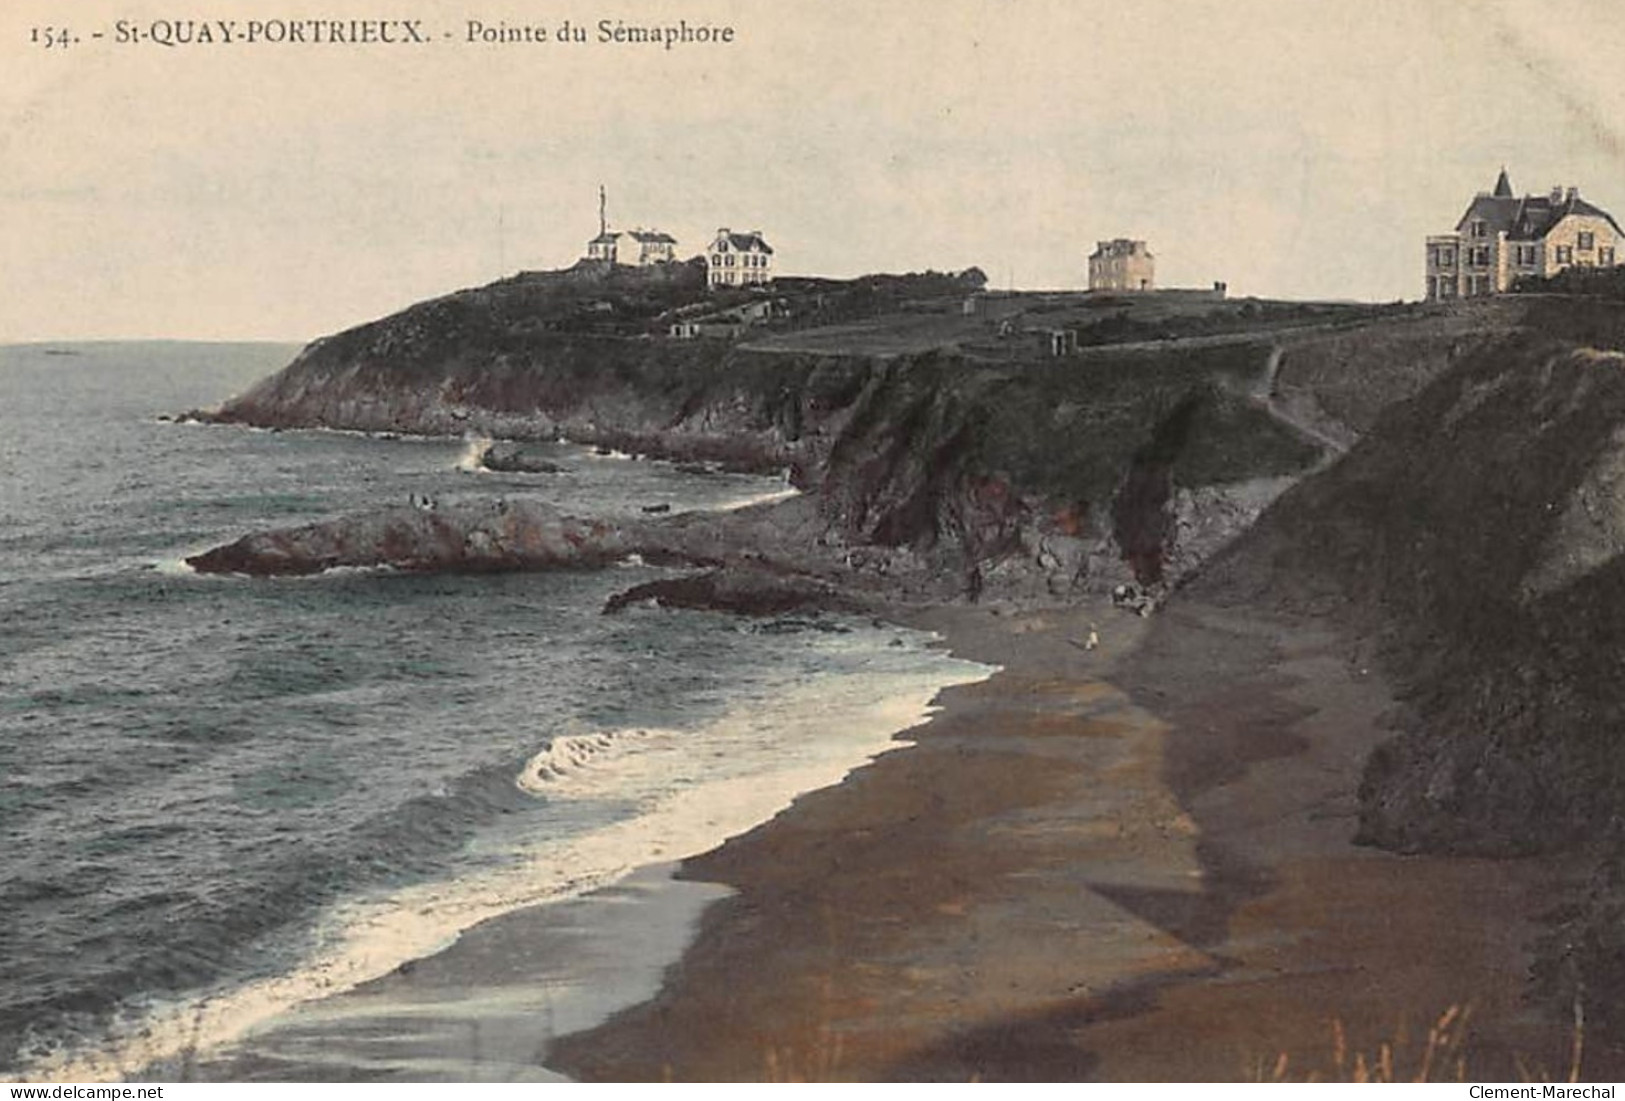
[1189,297,1625,1025]
[1199,312,1625,857]
[220,340,1327,596]
[213,266,1495,597]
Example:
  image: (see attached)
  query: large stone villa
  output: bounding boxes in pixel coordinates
[1425,169,1624,300]
[1088,239,1155,292]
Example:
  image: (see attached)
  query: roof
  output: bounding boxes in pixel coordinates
[589,232,620,244]
[1089,239,1151,259]
[713,231,774,255]
[627,230,677,244]
[1455,172,1624,240]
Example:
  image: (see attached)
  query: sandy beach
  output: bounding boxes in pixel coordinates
[546,598,1612,1082]
[185,596,1614,1082]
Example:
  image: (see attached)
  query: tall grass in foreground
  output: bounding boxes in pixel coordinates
[761,974,847,1082]
[1252,1001,1586,1084]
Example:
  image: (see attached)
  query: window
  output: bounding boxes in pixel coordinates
[1468,246,1491,267]
[1471,221,1489,238]
[1516,245,1539,266]
[1603,247,1617,266]
[1557,245,1574,264]
[1579,231,1595,251]
[1440,248,1455,267]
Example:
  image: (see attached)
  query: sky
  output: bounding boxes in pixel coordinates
[4,0,1625,341]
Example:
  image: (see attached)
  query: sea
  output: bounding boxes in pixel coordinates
[0,341,992,1081]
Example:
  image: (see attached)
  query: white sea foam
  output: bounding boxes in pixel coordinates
[150,555,197,577]
[20,628,992,1084]
[514,729,675,792]
[453,436,493,473]
[716,485,801,511]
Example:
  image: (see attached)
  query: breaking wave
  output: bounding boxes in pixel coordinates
[454,436,493,473]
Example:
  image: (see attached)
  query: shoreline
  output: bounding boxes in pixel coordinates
[94,612,990,1084]
[175,864,731,1082]
[546,598,1614,1082]
[120,593,1617,1082]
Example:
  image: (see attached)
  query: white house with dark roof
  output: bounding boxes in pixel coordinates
[707,229,774,288]
[584,187,678,267]
[1426,169,1624,299]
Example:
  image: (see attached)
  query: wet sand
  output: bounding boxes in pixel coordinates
[548,599,1612,1081]
[183,865,731,1081]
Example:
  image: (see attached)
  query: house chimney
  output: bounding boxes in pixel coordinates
[1567,186,1579,202]
[717,227,730,237]
[1552,186,1565,203]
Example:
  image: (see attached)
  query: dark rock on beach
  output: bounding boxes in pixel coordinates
[477,442,570,474]
[602,566,868,617]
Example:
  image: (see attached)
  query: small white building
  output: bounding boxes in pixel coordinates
[586,228,677,267]
[669,298,781,339]
[707,229,774,289]
[584,187,677,266]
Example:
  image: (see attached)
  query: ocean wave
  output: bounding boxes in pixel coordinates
[515,728,679,793]
[516,733,617,791]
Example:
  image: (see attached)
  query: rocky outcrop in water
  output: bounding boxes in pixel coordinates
[601,567,868,617]
[186,500,640,576]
